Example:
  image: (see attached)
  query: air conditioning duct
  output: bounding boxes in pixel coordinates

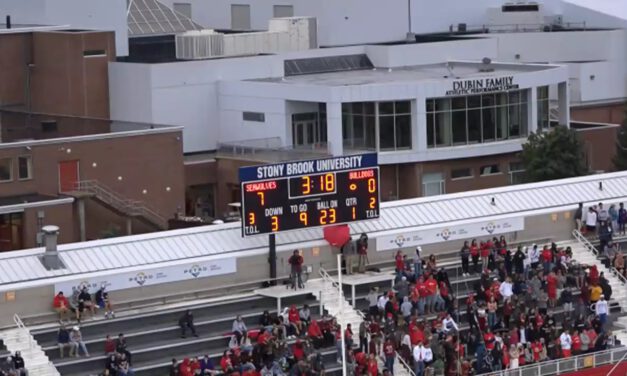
[176,30,224,60]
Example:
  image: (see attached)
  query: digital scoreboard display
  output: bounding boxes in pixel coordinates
[239,153,380,237]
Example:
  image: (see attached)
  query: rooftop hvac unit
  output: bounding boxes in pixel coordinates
[175,30,224,60]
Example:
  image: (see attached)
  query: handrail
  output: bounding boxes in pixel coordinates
[396,350,417,376]
[13,314,33,349]
[481,345,627,376]
[572,229,627,284]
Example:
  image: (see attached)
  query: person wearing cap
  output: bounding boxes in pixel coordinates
[595,294,609,327]
[70,325,89,357]
[414,246,423,279]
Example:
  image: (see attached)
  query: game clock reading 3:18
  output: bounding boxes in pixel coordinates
[239,154,380,236]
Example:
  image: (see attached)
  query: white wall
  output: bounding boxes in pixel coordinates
[0,0,128,56]
[109,63,154,124]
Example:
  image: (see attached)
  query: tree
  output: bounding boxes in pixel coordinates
[520,125,588,182]
[613,107,627,171]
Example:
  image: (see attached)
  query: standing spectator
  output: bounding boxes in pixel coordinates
[179,310,198,339]
[618,203,626,235]
[585,207,598,235]
[395,250,405,280]
[509,345,520,369]
[480,241,490,270]
[470,239,480,274]
[57,323,73,358]
[425,274,438,314]
[358,320,369,354]
[288,250,304,289]
[52,291,70,320]
[13,351,26,376]
[367,287,379,317]
[560,329,572,358]
[441,313,459,334]
[357,233,369,273]
[70,326,89,357]
[116,333,132,365]
[609,204,619,231]
[513,246,525,275]
[598,203,609,223]
[595,294,608,327]
[383,336,396,374]
[529,244,540,271]
[499,277,514,301]
[598,221,613,255]
[574,202,583,232]
[460,241,470,277]
[342,238,356,275]
[414,246,423,280]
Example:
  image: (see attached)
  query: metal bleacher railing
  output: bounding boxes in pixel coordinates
[13,314,33,350]
[482,345,627,376]
[572,229,627,284]
[217,137,331,162]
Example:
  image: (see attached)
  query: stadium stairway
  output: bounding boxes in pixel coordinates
[566,232,627,345]
[0,316,59,376]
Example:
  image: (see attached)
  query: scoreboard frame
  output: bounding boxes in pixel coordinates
[239,153,380,237]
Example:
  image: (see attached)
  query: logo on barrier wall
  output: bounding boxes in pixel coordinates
[483,222,496,234]
[394,235,408,248]
[130,272,149,286]
[439,228,452,241]
[186,264,203,278]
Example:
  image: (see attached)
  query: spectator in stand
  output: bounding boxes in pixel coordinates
[530,244,540,271]
[53,291,70,320]
[95,285,114,319]
[441,313,459,334]
[575,202,583,231]
[470,239,480,274]
[425,274,438,315]
[595,294,609,327]
[618,203,627,235]
[57,323,73,358]
[70,326,89,357]
[367,287,379,317]
[426,254,437,274]
[169,358,179,376]
[232,315,247,343]
[560,329,572,358]
[288,250,304,289]
[499,276,514,301]
[598,203,609,224]
[78,287,97,317]
[609,204,619,230]
[614,251,626,278]
[299,304,311,327]
[116,333,132,365]
[590,283,603,304]
[179,310,198,339]
[104,334,116,354]
[414,246,423,280]
[13,352,26,376]
[598,221,613,255]
[480,240,490,270]
[383,336,396,374]
[541,246,553,274]
[394,250,405,281]
[585,207,598,235]
[287,305,302,336]
[460,241,470,277]
[342,238,356,275]
[357,233,369,273]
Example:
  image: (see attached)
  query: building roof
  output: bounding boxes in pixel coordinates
[127,0,202,37]
[1,171,627,290]
[252,61,559,87]
[562,0,627,24]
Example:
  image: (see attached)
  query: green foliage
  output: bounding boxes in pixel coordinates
[613,107,627,171]
[520,125,588,182]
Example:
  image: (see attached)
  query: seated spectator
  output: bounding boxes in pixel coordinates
[104,334,116,354]
[442,313,459,334]
[70,326,89,357]
[12,351,26,376]
[52,291,70,320]
[116,333,132,365]
[307,320,324,349]
[95,285,115,319]
[613,252,626,278]
[57,323,73,358]
[105,353,118,374]
[299,304,311,327]
[199,354,214,374]
[259,310,273,331]
[78,287,97,317]
[287,305,302,336]
[168,358,178,376]
[232,315,248,343]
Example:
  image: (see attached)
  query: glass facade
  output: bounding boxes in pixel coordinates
[537,85,550,131]
[342,101,411,151]
[426,90,529,148]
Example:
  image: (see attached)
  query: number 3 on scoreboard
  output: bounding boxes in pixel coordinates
[271,216,279,231]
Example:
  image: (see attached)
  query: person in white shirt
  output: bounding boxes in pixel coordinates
[499,277,513,300]
[442,313,459,334]
[560,330,572,357]
[413,342,433,376]
[596,294,609,327]
[586,208,598,234]
[523,247,532,279]
[377,294,389,312]
[529,244,540,270]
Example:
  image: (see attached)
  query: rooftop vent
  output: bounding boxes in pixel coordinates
[502,2,539,12]
[479,57,494,72]
[40,225,65,270]
[175,30,224,60]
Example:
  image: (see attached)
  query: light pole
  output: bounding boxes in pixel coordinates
[337,253,347,376]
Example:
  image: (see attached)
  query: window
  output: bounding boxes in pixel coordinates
[231,4,251,30]
[292,112,326,147]
[273,5,293,17]
[537,85,550,131]
[243,112,265,122]
[342,102,376,150]
[18,156,32,180]
[451,168,473,180]
[508,162,526,185]
[480,164,501,176]
[378,101,412,151]
[173,2,192,18]
[83,50,106,57]
[422,172,445,197]
[0,158,11,182]
[426,89,529,148]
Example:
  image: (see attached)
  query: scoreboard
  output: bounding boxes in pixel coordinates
[239,153,380,237]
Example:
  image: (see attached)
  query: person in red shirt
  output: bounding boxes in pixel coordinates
[531,340,543,362]
[220,351,233,373]
[439,281,450,310]
[367,353,379,376]
[416,276,428,315]
[395,250,405,280]
[179,358,192,376]
[307,320,323,348]
[542,245,553,274]
[425,275,438,314]
[288,305,302,336]
[257,328,271,346]
[292,339,305,361]
[369,320,382,355]
[383,337,396,373]
[53,291,70,320]
[470,239,480,274]
[571,330,582,355]
[410,322,425,346]
[345,324,354,348]
[484,328,496,351]
[480,241,490,269]
[546,271,558,307]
